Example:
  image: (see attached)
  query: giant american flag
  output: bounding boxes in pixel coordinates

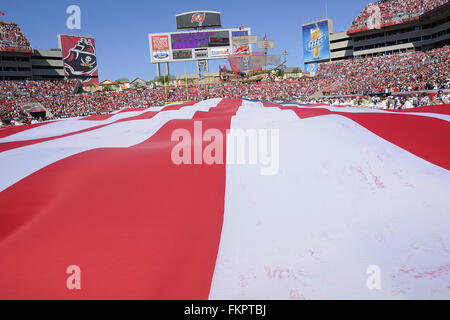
[0,99,449,299]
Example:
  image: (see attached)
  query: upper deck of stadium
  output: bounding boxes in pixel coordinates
[0,20,32,53]
[347,0,449,35]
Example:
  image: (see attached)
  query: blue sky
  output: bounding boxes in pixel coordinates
[2,0,369,81]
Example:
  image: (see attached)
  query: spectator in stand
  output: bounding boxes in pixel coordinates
[315,46,449,95]
[0,22,31,51]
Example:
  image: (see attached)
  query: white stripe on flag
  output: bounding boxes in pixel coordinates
[209,101,450,299]
[0,110,155,143]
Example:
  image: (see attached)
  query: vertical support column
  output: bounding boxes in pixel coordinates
[197,60,208,79]
[157,63,161,78]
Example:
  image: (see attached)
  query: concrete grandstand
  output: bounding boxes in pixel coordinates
[317,0,450,64]
[0,20,65,81]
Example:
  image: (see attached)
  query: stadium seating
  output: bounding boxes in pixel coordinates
[315,46,449,95]
[1,46,449,124]
[0,22,32,53]
[348,0,449,34]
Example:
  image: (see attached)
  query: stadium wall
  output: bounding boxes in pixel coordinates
[31,49,64,80]
[0,51,32,80]
[329,32,354,61]
[351,6,450,57]
[0,49,64,81]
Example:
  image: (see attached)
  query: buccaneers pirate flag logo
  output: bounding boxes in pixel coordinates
[63,38,98,82]
[191,13,205,26]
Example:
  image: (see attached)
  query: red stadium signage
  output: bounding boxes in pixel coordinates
[152,35,170,51]
[59,35,99,85]
[0,47,32,53]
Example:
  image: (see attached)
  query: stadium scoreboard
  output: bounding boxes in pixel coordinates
[149,28,252,64]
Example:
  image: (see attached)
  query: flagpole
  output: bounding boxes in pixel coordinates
[164,63,168,104]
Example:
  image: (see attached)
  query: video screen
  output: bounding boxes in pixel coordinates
[171,31,230,50]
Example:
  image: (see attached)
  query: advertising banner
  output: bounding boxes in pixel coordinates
[59,34,98,84]
[210,47,230,57]
[152,35,170,51]
[231,35,258,46]
[173,49,193,60]
[194,48,209,59]
[231,30,250,37]
[153,50,170,61]
[233,46,250,55]
[257,40,275,49]
[231,30,252,55]
[303,20,330,63]
[305,62,318,75]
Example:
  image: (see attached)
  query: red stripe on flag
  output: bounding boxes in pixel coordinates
[80,114,117,121]
[0,99,241,299]
[162,101,198,111]
[388,104,450,115]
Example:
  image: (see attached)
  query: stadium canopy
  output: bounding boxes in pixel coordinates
[21,102,53,119]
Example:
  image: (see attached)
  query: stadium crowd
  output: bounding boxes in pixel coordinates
[1,46,449,126]
[0,22,32,52]
[348,0,449,32]
[308,92,450,109]
[315,46,450,95]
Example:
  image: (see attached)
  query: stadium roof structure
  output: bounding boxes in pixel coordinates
[175,10,221,16]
